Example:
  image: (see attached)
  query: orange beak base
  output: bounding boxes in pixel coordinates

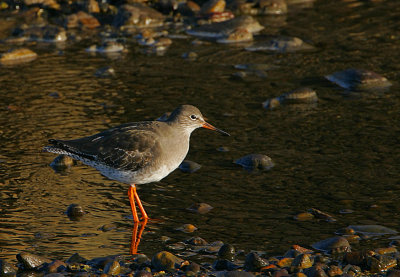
[202,122,230,136]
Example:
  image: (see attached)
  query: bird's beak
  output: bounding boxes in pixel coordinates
[202,122,230,136]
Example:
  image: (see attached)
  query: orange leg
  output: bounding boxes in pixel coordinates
[128,184,140,222]
[130,218,148,254]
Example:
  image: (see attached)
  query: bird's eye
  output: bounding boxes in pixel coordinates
[190,114,197,120]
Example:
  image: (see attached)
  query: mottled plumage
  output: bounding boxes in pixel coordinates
[44,105,229,185]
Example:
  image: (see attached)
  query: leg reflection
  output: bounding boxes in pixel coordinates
[130,218,148,254]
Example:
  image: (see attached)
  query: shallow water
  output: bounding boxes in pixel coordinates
[1,0,400,262]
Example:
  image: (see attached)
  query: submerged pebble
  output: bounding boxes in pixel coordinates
[187,202,214,214]
[263,87,318,109]
[66,204,85,218]
[246,36,314,52]
[0,48,37,66]
[176,224,198,233]
[234,154,274,171]
[50,155,74,171]
[179,160,201,173]
[86,41,125,53]
[312,236,351,254]
[325,68,392,91]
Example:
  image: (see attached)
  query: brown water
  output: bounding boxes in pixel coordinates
[1,0,400,262]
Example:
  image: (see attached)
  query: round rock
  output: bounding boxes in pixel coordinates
[234,154,274,171]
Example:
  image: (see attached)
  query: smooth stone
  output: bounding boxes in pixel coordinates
[104,260,120,275]
[258,0,287,15]
[187,202,213,214]
[200,0,226,14]
[244,252,269,271]
[0,48,37,66]
[185,237,208,246]
[66,204,85,218]
[151,251,183,272]
[234,154,274,171]
[50,155,74,171]
[327,265,343,277]
[86,42,124,53]
[17,253,52,270]
[218,244,235,261]
[0,259,16,276]
[217,28,253,44]
[325,69,391,91]
[184,262,200,273]
[312,237,351,254]
[263,87,318,109]
[291,254,313,270]
[344,250,371,266]
[175,224,198,233]
[294,212,314,221]
[66,253,87,264]
[273,269,289,277]
[368,255,397,273]
[179,160,201,173]
[348,225,397,236]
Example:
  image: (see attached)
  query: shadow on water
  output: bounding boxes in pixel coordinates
[1,0,400,262]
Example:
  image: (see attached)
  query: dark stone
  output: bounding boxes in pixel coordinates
[213,260,239,271]
[151,251,183,272]
[66,204,85,218]
[184,262,200,273]
[244,252,269,272]
[218,244,236,261]
[66,253,87,264]
[179,160,201,173]
[272,269,289,277]
[187,203,213,214]
[185,237,208,246]
[47,260,66,273]
[104,260,120,275]
[17,253,52,270]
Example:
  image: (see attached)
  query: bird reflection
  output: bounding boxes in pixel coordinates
[130,218,148,254]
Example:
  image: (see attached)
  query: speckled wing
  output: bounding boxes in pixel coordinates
[47,123,160,172]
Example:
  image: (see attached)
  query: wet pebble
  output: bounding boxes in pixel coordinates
[347,225,397,236]
[263,87,318,109]
[179,160,201,173]
[244,252,269,271]
[187,203,213,214]
[151,251,183,272]
[66,204,85,218]
[17,253,52,270]
[217,28,253,44]
[294,212,314,221]
[312,236,351,254]
[176,224,198,233]
[325,69,392,92]
[200,0,226,14]
[50,155,74,171]
[0,48,37,66]
[186,237,208,246]
[218,244,236,261]
[291,254,313,271]
[135,270,153,277]
[104,260,121,275]
[234,154,274,171]
[66,253,87,264]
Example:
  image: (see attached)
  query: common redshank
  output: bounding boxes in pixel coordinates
[44,105,229,224]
